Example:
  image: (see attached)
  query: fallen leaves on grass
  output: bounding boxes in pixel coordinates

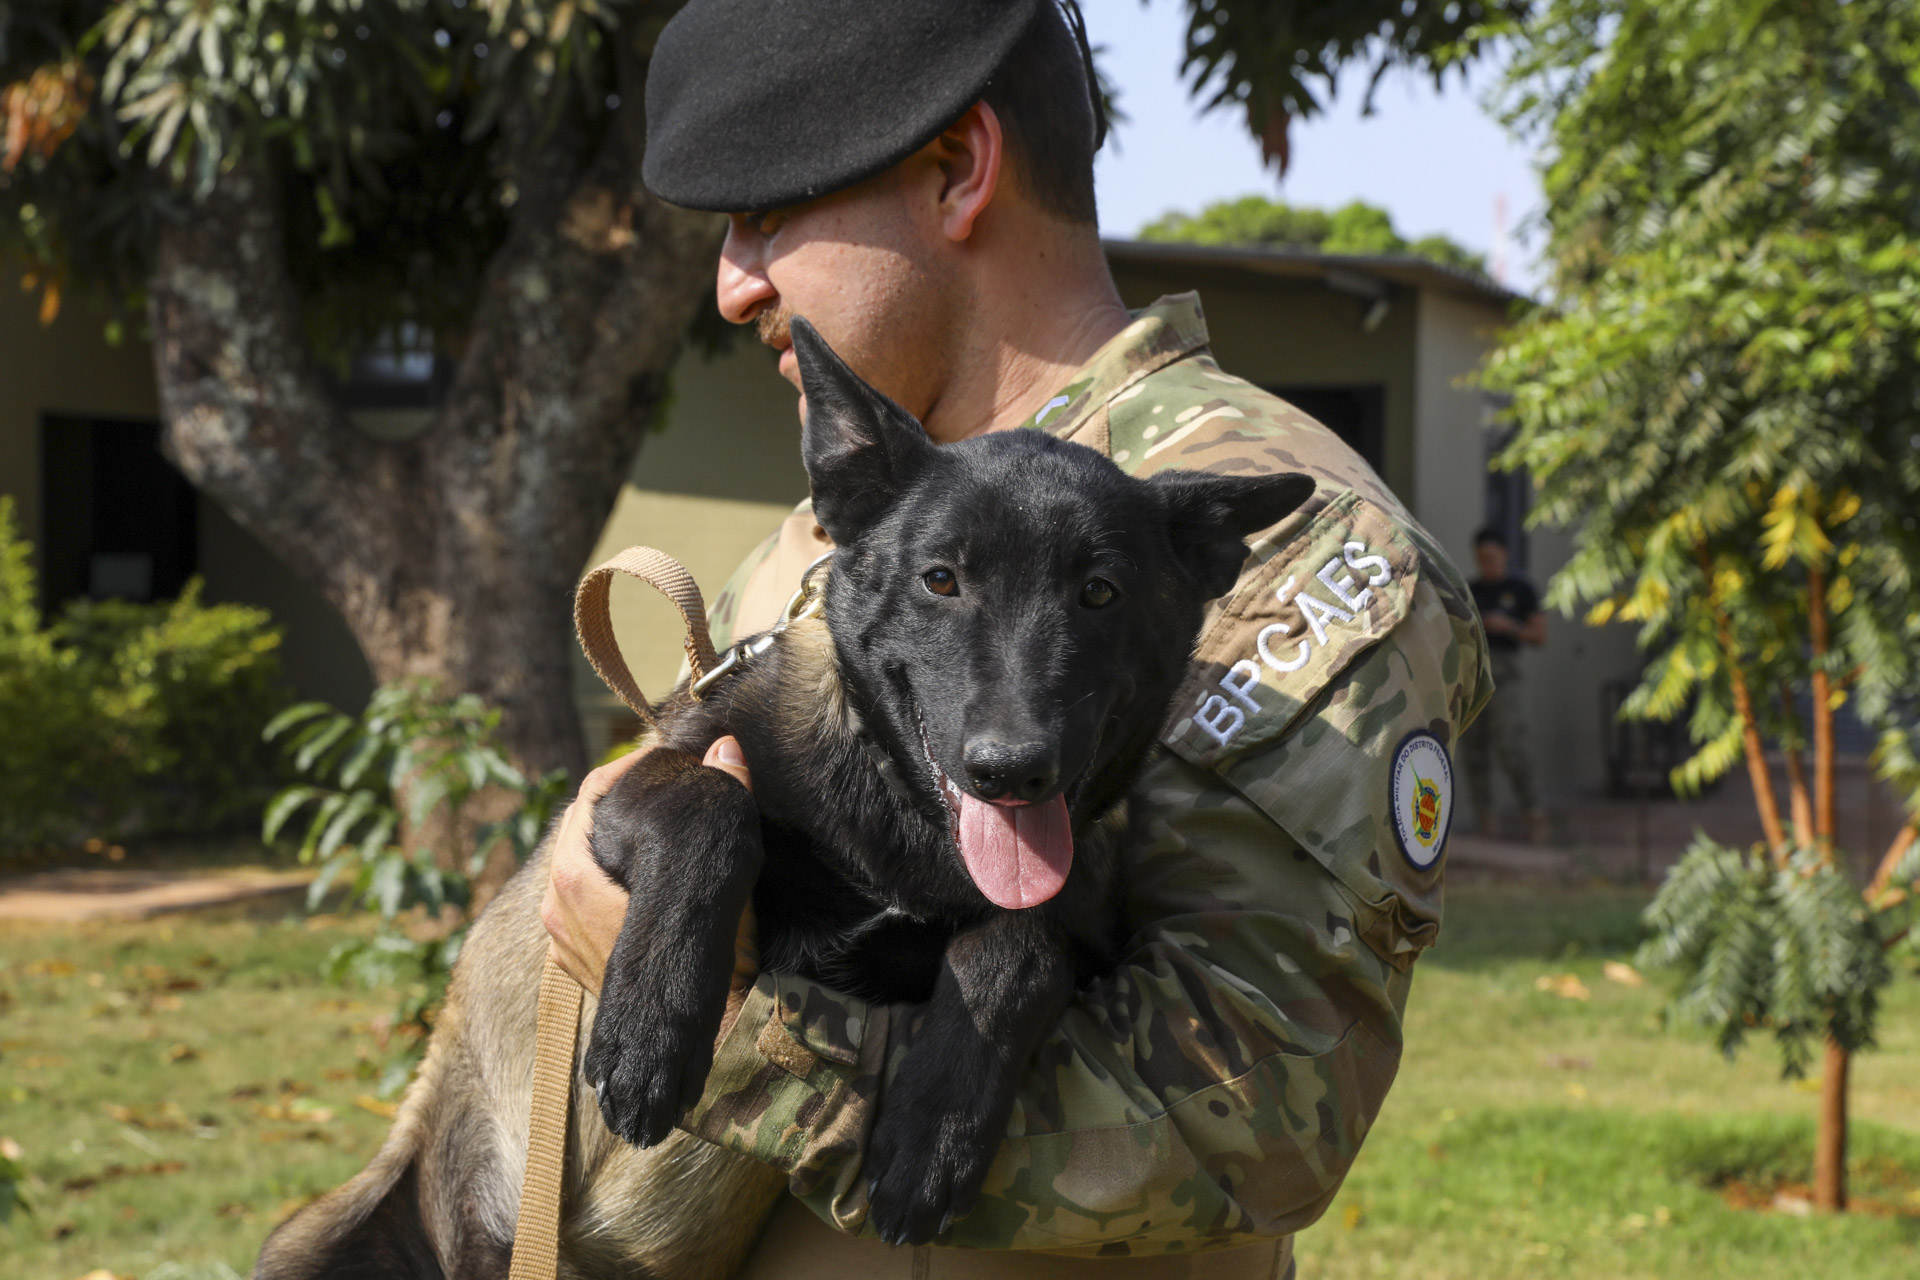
[102,1102,188,1131]
[259,1128,335,1145]
[1719,1177,1920,1219]
[251,1099,335,1124]
[61,1160,185,1193]
[1542,1054,1594,1070]
[1603,961,1645,987]
[1535,973,1592,1001]
[161,1042,198,1064]
[353,1095,398,1119]
[24,960,77,977]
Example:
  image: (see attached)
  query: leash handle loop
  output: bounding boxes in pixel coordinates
[574,546,720,723]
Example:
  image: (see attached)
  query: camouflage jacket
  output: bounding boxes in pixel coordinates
[684,294,1492,1258]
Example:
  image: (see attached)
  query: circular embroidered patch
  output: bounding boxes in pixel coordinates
[1389,730,1453,870]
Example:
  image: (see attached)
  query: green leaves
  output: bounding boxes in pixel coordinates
[1171,0,1531,169]
[0,499,286,851]
[262,678,568,1090]
[1640,838,1893,1078]
[1139,194,1489,273]
[1483,0,1920,814]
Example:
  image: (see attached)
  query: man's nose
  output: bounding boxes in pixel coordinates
[962,738,1061,804]
[716,219,777,325]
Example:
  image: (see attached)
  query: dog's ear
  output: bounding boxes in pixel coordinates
[1150,470,1317,601]
[792,316,933,545]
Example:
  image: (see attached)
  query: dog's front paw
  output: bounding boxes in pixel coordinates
[864,1100,995,1247]
[582,974,712,1149]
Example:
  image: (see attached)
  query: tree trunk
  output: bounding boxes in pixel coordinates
[145,26,721,782]
[1814,1035,1849,1211]
[1809,564,1836,858]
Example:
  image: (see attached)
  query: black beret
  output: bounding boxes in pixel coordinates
[644,0,1046,212]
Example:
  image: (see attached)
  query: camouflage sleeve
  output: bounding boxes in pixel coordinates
[680,541,1490,1255]
[704,529,782,653]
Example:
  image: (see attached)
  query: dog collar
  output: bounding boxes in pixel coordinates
[690,551,836,700]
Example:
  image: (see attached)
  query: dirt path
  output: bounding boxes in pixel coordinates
[0,866,314,922]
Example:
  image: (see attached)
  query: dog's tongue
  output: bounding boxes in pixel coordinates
[955,794,1073,909]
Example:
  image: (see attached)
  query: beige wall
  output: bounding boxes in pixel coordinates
[1110,261,1420,500]
[0,283,161,553]
[1411,289,1500,565]
[1406,287,1644,805]
[573,340,809,757]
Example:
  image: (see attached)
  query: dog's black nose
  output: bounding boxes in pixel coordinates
[962,739,1060,803]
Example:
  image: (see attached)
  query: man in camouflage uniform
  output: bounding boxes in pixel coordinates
[543,1,1491,1275]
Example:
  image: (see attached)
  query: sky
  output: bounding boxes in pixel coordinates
[1080,2,1546,292]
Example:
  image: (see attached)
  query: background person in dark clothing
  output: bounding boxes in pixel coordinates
[1466,527,1549,841]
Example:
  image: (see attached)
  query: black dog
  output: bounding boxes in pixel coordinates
[581,317,1312,1245]
[255,318,1310,1277]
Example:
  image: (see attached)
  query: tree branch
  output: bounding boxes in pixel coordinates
[1700,547,1788,857]
[1780,685,1815,849]
[1868,823,1915,899]
[148,160,402,600]
[1809,561,1836,856]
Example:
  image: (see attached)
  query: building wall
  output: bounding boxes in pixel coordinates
[1409,288,1643,806]
[1109,261,1420,500]
[0,287,160,553]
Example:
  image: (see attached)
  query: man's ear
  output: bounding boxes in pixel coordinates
[1149,470,1317,601]
[792,316,933,545]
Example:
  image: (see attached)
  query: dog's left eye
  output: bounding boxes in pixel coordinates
[1080,578,1118,609]
[923,567,959,597]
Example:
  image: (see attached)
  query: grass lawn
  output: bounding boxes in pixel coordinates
[2,880,1917,1278]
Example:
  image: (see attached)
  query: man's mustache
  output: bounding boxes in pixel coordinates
[756,305,793,350]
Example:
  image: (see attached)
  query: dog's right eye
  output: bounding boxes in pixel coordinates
[923,568,959,597]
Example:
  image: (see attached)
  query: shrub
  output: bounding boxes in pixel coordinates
[265,681,568,1092]
[0,497,287,851]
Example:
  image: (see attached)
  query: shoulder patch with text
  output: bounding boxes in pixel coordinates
[1162,488,1421,769]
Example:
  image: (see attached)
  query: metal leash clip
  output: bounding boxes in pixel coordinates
[690,551,834,700]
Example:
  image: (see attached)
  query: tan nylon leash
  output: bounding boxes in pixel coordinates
[509,546,717,1280]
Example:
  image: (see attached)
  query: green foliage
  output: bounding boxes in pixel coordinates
[1638,837,1898,1078]
[0,1147,26,1223]
[1170,1,1531,153]
[0,497,286,851]
[0,0,625,353]
[1481,0,1920,814]
[264,680,568,1091]
[1139,194,1488,273]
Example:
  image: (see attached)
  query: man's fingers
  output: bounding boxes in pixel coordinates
[703,735,753,793]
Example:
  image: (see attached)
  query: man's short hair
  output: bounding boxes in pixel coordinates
[981,3,1101,226]
[1473,527,1509,550]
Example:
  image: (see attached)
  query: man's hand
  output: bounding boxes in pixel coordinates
[1483,611,1518,638]
[542,738,759,1042]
